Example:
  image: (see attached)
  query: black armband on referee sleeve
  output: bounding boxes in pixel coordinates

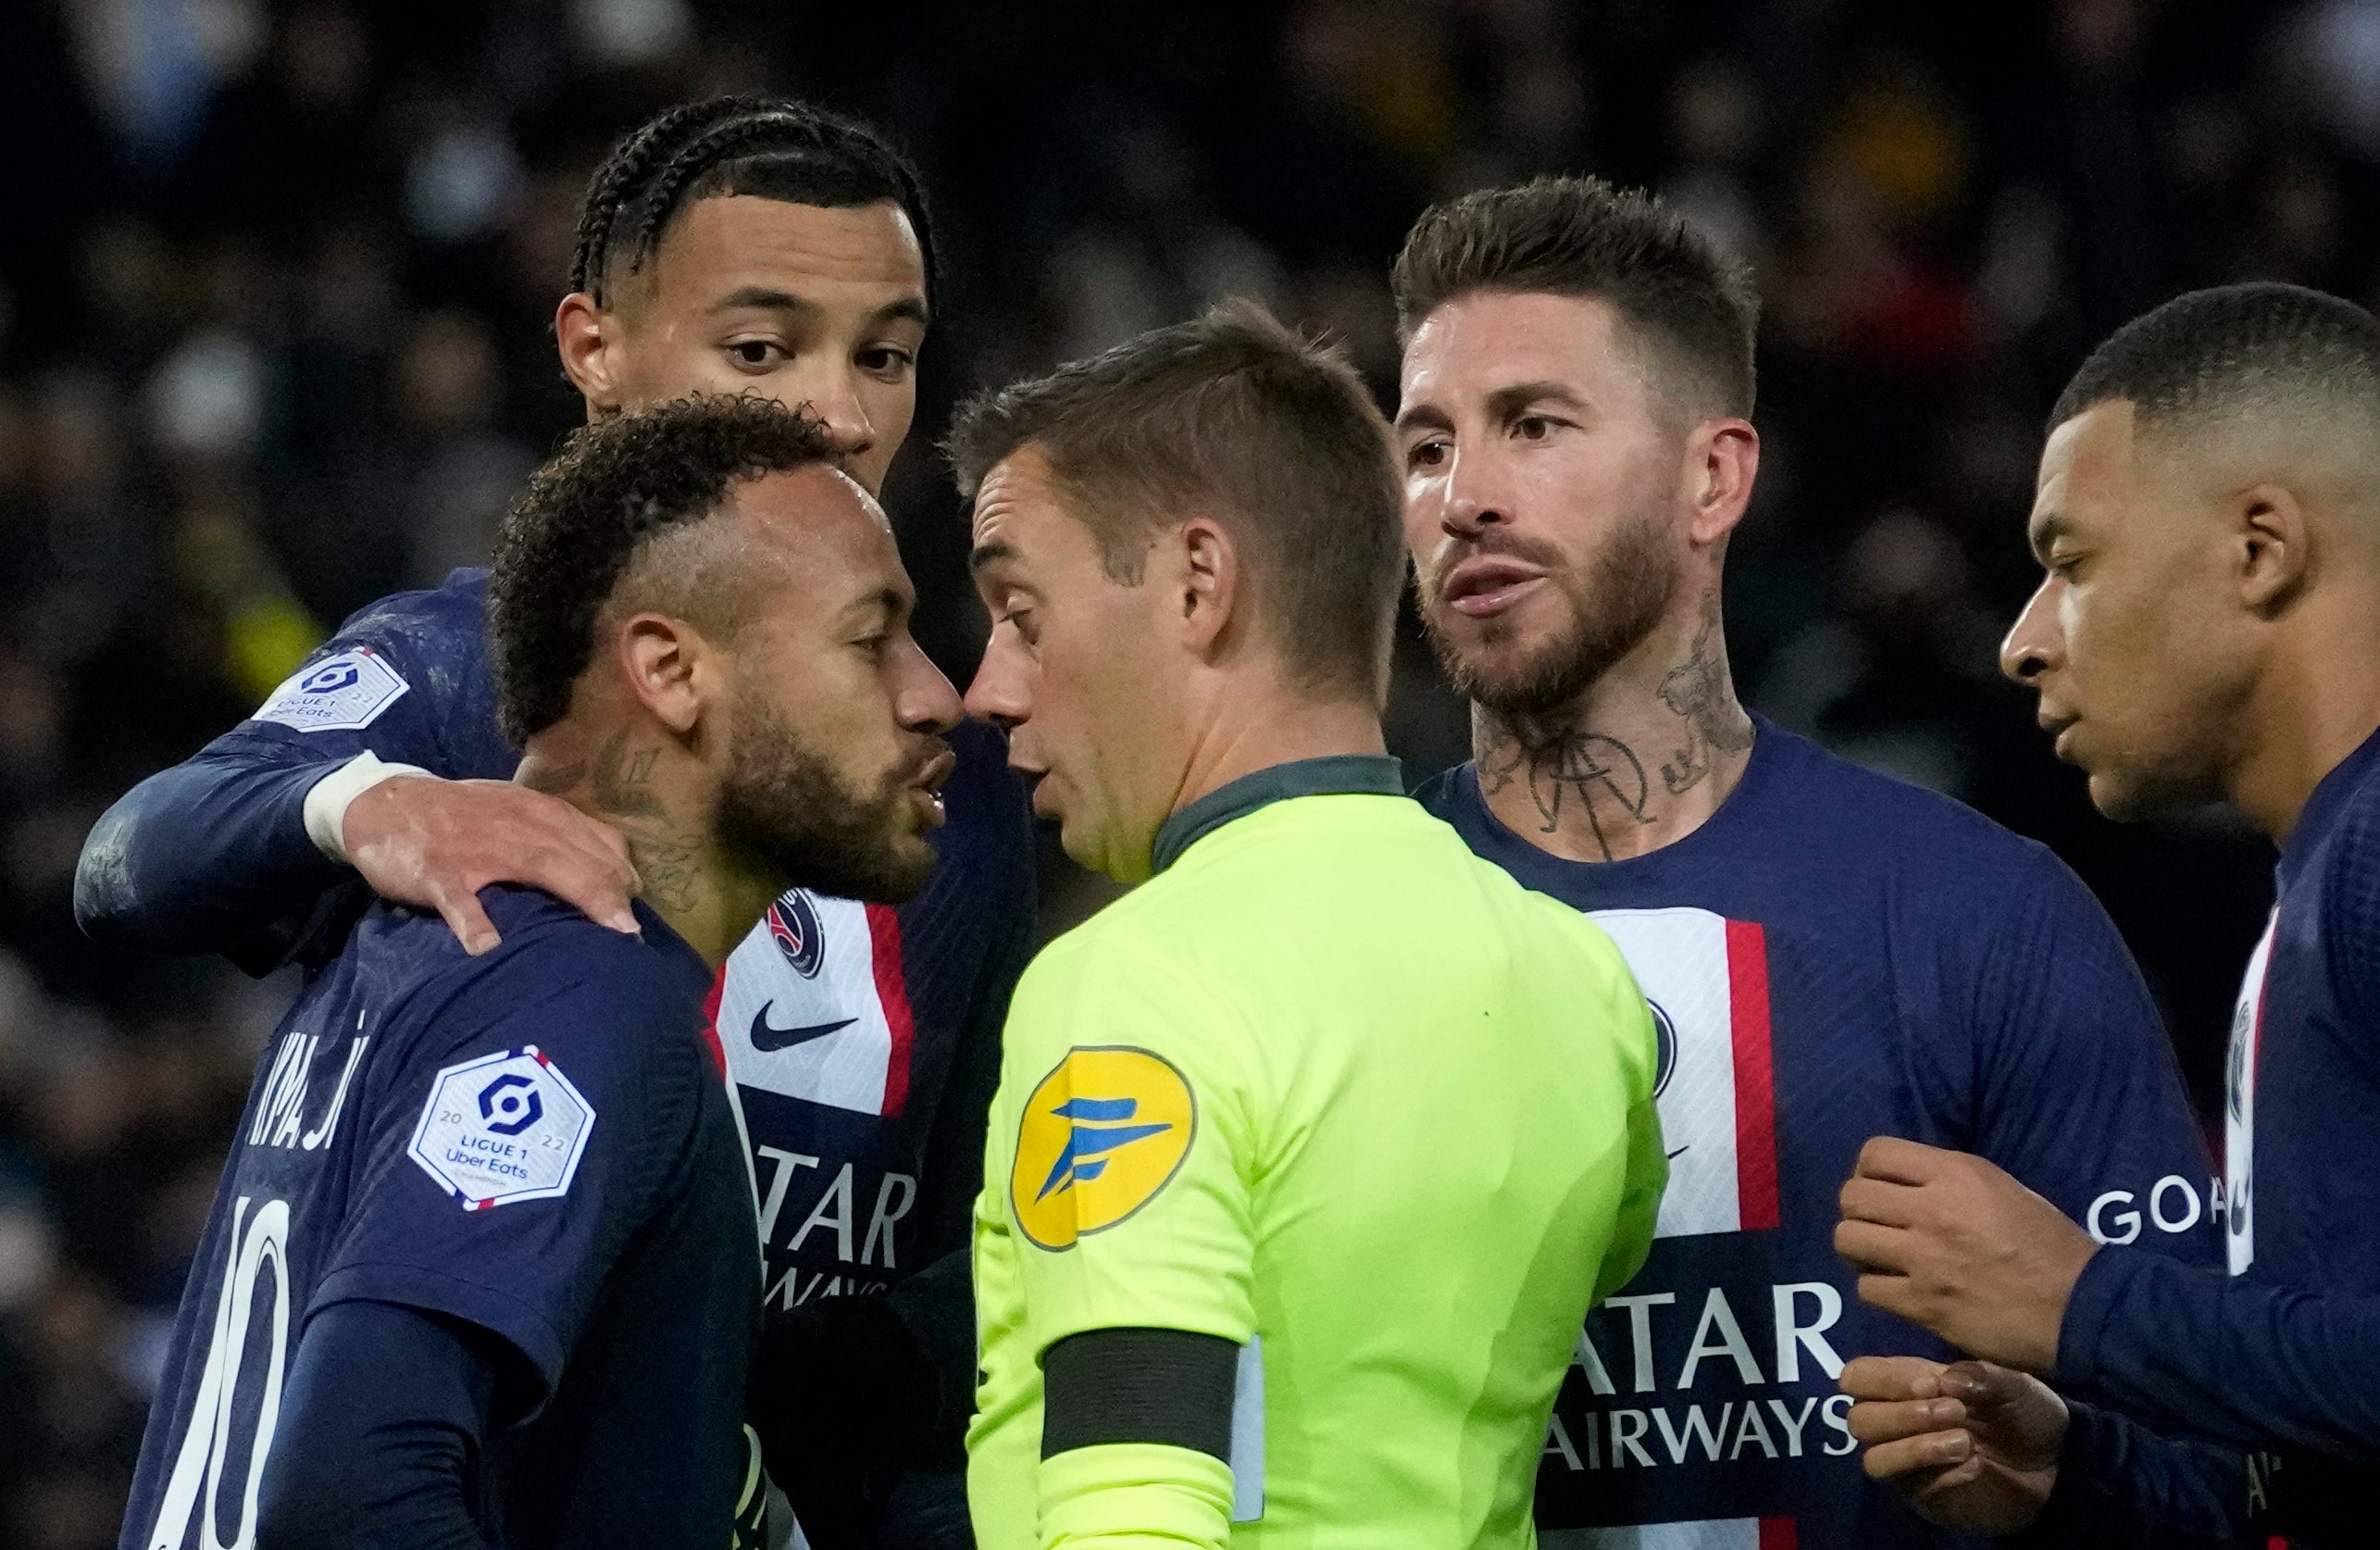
[1040,1327,1239,1462]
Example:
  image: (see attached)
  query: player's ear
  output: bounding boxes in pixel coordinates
[557,292,627,417]
[1685,419,1760,549]
[616,612,707,736]
[2236,481,2311,614]
[1174,517,1240,658]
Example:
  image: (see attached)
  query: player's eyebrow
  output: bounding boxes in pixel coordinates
[1485,381,1588,419]
[711,289,931,331]
[969,539,1017,574]
[1392,401,1452,435]
[713,286,816,316]
[839,586,905,629]
[1393,382,1589,435]
[2028,510,2072,563]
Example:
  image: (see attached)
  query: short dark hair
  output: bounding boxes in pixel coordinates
[945,300,1403,703]
[489,395,839,744]
[2050,281,2380,435]
[571,95,936,308]
[1390,174,1759,419]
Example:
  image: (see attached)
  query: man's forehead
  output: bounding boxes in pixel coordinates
[652,195,927,297]
[969,448,1057,550]
[1401,290,1631,406]
[2037,401,2137,501]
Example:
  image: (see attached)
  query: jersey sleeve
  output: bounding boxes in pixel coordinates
[2058,1240,2380,1462]
[2320,792,2380,1059]
[1958,844,2222,1269]
[258,1301,503,1550]
[73,576,507,976]
[311,924,707,1397]
[997,936,1262,1550]
[2008,1400,2249,1549]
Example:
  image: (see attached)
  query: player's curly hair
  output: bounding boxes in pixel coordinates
[570,94,937,307]
[488,394,839,744]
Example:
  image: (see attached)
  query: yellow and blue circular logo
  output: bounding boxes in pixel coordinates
[1009,1046,1196,1251]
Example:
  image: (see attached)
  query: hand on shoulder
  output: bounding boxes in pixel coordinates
[345,776,640,954]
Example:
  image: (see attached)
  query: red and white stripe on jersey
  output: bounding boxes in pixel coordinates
[1589,908,1780,1239]
[1542,1515,1798,1548]
[711,891,917,1119]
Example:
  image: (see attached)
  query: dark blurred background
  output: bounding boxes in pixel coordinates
[0,0,2358,1539]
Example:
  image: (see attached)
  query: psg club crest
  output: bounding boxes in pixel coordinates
[767,891,827,979]
[1648,1000,1679,1099]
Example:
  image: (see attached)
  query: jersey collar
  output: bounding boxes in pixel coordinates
[2282,719,2380,881]
[1151,754,1405,875]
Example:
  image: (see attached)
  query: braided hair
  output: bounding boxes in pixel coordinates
[569,96,937,308]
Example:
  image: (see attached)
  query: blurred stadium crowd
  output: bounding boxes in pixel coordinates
[0,0,2372,1541]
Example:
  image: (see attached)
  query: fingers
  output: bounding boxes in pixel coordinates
[1860,1427,1976,1482]
[1854,1135,1950,1184]
[518,832,642,936]
[1848,1397,1968,1447]
[1840,1355,1949,1402]
[419,782,642,936]
[1840,1174,1925,1229]
[586,816,640,884]
[1939,1360,2070,1461]
[432,885,503,957]
[1834,1218,1913,1276]
[1940,1360,2027,1406]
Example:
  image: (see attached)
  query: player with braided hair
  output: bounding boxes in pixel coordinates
[567,96,937,307]
[81,96,1028,1550]
[553,94,939,497]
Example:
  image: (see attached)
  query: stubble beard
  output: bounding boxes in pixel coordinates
[716,691,939,907]
[1425,502,1681,723]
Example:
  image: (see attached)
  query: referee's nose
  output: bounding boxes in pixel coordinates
[965,624,1033,734]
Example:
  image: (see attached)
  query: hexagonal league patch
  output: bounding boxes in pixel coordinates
[406,1046,595,1211]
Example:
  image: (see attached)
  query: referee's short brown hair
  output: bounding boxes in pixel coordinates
[946,299,1404,705]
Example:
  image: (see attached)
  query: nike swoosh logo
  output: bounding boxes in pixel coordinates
[748,1003,856,1054]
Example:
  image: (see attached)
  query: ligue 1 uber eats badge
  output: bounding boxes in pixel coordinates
[1010,1046,1195,1250]
[408,1046,595,1211]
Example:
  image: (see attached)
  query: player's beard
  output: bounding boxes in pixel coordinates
[716,691,940,906]
[1423,501,1679,719]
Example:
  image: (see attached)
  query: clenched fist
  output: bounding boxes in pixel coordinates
[1835,1136,2099,1373]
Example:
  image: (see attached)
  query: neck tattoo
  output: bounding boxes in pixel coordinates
[1476,594,1753,862]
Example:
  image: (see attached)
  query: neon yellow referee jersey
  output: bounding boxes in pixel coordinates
[969,756,1666,1550]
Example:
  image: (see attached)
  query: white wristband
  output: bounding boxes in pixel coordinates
[303,751,433,864]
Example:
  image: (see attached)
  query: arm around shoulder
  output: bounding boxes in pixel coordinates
[73,588,488,970]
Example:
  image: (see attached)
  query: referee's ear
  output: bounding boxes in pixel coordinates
[1170,517,1242,661]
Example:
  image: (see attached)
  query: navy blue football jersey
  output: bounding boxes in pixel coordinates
[1417,716,2220,1550]
[120,887,755,1550]
[2218,725,2380,1313]
[2037,725,2380,1547]
[85,569,1036,1319]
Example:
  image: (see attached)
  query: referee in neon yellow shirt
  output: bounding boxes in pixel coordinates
[948,301,1667,1550]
